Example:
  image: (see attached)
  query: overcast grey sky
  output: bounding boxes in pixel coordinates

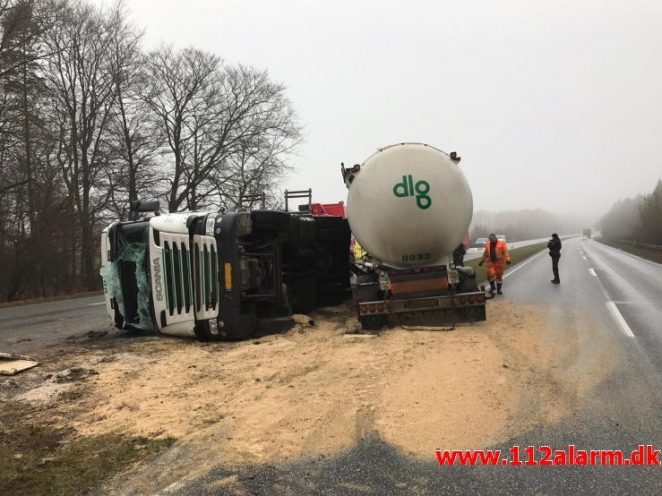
[104,0,662,219]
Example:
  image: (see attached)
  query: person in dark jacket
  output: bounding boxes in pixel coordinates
[452,242,466,267]
[548,233,562,284]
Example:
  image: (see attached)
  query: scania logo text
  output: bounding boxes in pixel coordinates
[153,257,163,301]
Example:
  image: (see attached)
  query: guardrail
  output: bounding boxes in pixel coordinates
[601,238,662,251]
[642,242,662,250]
[619,240,662,251]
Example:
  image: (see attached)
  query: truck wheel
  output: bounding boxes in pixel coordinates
[458,276,479,293]
[460,305,485,322]
[360,314,387,330]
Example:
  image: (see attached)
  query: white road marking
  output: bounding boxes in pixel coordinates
[606,301,636,338]
[582,256,587,261]
[586,245,640,339]
[589,268,597,277]
[503,250,546,279]
[88,302,106,307]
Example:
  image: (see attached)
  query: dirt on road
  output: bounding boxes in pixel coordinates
[2,299,599,493]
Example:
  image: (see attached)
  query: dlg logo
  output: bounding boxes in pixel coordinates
[392,175,432,210]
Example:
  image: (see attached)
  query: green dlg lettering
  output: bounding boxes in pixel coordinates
[415,180,431,209]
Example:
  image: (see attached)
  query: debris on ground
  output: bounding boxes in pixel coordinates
[66,329,108,341]
[0,352,39,376]
[54,367,98,383]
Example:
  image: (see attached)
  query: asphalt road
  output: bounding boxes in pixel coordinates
[0,294,108,355]
[3,238,661,494]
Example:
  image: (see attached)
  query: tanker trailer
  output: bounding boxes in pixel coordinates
[341,143,486,329]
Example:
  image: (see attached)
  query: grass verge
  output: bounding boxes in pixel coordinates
[464,242,548,283]
[596,238,662,264]
[0,400,174,496]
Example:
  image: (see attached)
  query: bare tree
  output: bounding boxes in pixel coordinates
[143,48,301,212]
[0,0,303,301]
[0,0,74,300]
[141,46,219,212]
[202,65,301,210]
[105,1,162,220]
[42,0,118,288]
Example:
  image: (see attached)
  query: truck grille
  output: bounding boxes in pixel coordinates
[162,240,194,316]
[192,236,219,318]
[159,234,219,321]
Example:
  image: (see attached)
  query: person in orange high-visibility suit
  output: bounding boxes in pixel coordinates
[479,232,511,296]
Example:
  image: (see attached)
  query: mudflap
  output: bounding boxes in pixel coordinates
[455,304,487,323]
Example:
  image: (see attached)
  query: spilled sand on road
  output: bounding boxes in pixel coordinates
[10,298,620,492]
[51,301,552,458]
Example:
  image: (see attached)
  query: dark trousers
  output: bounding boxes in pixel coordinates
[551,256,560,281]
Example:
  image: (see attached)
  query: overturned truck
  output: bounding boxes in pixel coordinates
[100,206,350,340]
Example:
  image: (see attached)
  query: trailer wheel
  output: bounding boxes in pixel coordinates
[459,305,486,323]
[360,314,387,330]
[458,276,479,293]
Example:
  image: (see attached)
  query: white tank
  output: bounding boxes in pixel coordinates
[345,143,473,267]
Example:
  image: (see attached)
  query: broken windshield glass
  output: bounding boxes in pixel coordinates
[100,223,155,331]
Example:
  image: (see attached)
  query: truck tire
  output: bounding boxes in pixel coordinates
[456,268,479,293]
[459,305,486,323]
[360,314,387,330]
[458,276,479,293]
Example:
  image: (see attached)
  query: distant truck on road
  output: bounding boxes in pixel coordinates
[342,143,486,329]
[582,228,592,239]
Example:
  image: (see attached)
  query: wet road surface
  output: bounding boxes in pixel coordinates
[0,294,107,355]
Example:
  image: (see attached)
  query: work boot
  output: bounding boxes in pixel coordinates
[551,279,560,284]
[489,281,496,297]
[497,283,503,295]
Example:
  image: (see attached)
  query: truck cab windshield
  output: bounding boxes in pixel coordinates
[101,221,154,331]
